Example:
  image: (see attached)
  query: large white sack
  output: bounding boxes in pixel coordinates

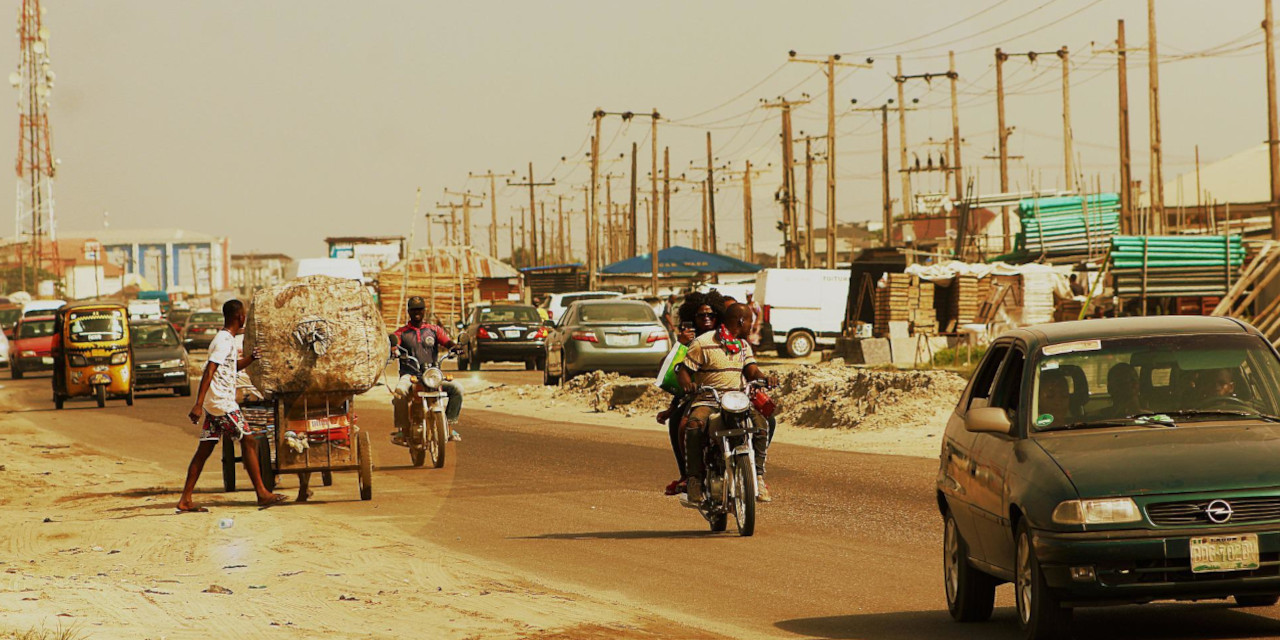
[243,275,387,394]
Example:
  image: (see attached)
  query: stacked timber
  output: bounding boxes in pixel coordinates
[377,271,475,332]
[1018,194,1120,260]
[950,275,992,325]
[874,274,937,336]
[1213,241,1280,343]
[1110,235,1244,297]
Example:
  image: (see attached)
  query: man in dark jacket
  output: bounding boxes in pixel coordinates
[392,296,464,442]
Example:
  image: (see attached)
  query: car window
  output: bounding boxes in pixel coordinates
[134,325,180,347]
[70,312,126,342]
[563,293,620,306]
[189,312,222,323]
[478,307,540,323]
[0,307,19,325]
[18,319,54,339]
[578,303,655,323]
[965,344,1010,412]
[990,348,1026,416]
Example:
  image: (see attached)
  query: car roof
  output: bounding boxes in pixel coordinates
[556,291,621,298]
[130,319,173,326]
[20,315,54,322]
[62,301,126,312]
[572,298,650,306]
[1008,316,1253,350]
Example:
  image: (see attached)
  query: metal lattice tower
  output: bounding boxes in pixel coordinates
[12,0,56,280]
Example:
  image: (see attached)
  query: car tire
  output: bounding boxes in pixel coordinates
[1234,594,1280,607]
[560,354,574,382]
[543,358,560,386]
[525,359,536,371]
[1015,521,1072,640]
[468,353,481,371]
[944,511,996,622]
[534,355,546,371]
[11,363,21,379]
[177,382,192,397]
[784,330,815,359]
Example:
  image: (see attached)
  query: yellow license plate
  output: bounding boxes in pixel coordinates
[1190,534,1260,573]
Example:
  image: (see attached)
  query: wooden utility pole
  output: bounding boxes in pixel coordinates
[995,48,1011,252]
[700,180,709,252]
[763,97,808,267]
[662,147,672,248]
[1148,0,1165,232]
[557,195,566,263]
[897,56,911,219]
[804,137,815,267]
[649,110,660,293]
[443,189,484,247]
[469,171,513,256]
[1058,46,1073,190]
[744,162,755,260]
[589,112,602,287]
[882,104,892,246]
[629,141,639,258]
[1267,0,1280,238]
[705,131,718,254]
[1117,20,1133,233]
[540,201,550,263]
[508,163,555,267]
[949,51,964,205]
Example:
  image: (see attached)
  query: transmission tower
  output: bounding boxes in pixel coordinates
[12,0,57,286]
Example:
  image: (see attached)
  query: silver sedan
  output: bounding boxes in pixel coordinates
[542,299,671,384]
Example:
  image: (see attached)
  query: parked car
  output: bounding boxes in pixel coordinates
[538,291,622,323]
[10,314,55,379]
[455,303,547,371]
[131,319,191,396]
[168,308,191,334]
[938,316,1280,639]
[182,310,224,350]
[542,299,669,384]
[0,303,20,339]
[755,268,849,358]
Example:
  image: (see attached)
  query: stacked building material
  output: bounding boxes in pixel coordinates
[1110,235,1244,297]
[950,275,992,326]
[1017,194,1121,259]
[874,274,937,337]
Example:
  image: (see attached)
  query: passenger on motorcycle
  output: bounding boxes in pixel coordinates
[659,290,726,496]
[392,296,464,442]
[677,303,777,504]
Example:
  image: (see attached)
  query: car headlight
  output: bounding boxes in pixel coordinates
[68,354,87,366]
[1052,498,1142,525]
[20,350,35,357]
[110,351,128,365]
[721,390,751,413]
[160,359,184,369]
[422,368,444,390]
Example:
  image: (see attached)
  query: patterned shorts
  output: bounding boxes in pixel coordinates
[200,410,248,442]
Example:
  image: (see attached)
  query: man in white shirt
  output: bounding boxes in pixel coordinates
[177,299,286,512]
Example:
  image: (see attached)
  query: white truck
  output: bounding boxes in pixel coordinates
[755,268,850,358]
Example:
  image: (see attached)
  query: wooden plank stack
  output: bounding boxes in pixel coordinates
[377,269,476,333]
[874,274,937,337]
[950,275,992,326]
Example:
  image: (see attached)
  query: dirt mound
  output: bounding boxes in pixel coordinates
[774,365,966,430]
[560,371,671,414]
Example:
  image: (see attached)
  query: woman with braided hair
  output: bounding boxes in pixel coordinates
[659,289,727,496]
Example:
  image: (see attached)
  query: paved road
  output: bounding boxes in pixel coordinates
[7,367,1280,639]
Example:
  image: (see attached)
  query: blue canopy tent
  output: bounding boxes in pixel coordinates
[600,245,761,275]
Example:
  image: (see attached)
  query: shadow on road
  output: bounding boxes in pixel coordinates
[516,529,723,541]
[776,603,1280,640]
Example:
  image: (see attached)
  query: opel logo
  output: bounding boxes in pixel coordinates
[1206,499,1234,524]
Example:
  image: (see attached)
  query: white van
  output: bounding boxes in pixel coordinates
[755,268,850,358]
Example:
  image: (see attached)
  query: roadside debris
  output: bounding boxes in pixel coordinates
[203,584,233,595]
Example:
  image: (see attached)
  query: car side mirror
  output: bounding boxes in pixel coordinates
[542,319,556,328]
[965,406,1014,434]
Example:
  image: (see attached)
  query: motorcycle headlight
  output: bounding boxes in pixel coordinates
[160,359,184,369]
[110,351,128,365]
[1052,498,1142,525]
[721,390,751,413]
[68,354,87,366]
[422,368,444,390]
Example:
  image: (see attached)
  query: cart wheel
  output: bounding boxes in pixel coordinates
[321,471,333,487]
[125,387,134,406]
[257,437,275,492]
[95,384,106,408]
[358,431,373,501]
[221,435,237,492]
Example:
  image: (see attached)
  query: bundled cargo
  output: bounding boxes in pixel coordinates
[243,275,388,395]
[1109,235,1244,297]
[1016,194,1121,259]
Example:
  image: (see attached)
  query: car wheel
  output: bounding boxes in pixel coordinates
[525,359,536,371]
[1234,594,1280,607]
[784,330,815,358]
[944,511,996,622]
[560,354,573,382]
[11,363,22,379]
[542,357,561,386]
[468,349,481,371]
[1015,521,1072,640]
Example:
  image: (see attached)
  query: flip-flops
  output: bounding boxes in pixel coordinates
[256,493,288,510]
[174,506,210,514]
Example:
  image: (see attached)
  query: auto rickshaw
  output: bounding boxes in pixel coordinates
[52,302,134,409]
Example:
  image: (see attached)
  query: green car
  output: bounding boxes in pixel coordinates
[938,316,1280,640]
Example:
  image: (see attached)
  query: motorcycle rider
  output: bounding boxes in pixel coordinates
[392,296,464,442]
[659,290,726,496]
[677,303,777,504]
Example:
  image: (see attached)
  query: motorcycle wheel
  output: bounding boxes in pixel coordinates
[709,513,728,532]
[410,423,427,467]
[429,414,447,469]
[732,457,757,537]
[95,384,106,408]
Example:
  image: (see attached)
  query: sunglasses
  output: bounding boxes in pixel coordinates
[696,312,716,318]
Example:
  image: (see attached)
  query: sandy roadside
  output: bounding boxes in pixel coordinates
[0,409,725,640]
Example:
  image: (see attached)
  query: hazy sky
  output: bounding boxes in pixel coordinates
[9,0,1271,260]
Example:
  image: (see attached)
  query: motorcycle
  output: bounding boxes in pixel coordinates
[394,346,460,468]
[680,380,770,537]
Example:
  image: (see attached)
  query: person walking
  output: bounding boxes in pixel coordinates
[177,299,286,513]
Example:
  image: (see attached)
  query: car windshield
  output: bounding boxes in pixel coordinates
[0,307,19,325]
[190,312,222,324]
[69,310,126,342]
[563,293,619,306]
[1031,334,1280,431]
[18,319,54,339]
[478,307,540,323]
[133,325,180,347]
[577,303,655,324]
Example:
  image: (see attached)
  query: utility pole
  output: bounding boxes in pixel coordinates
[589,118,601,287]
[435,201,473,245]
[1148,0,1165,232]
[508,163,555,266]
[897,56,911,219]
[882,104,892,246]
[443,189,484,247]
[1267,0,1280,238]
[996,48,1011,252]
[762,96,809,267]
[630,141,639,258]
[950,51,963,205]
[803,137,816,266]
[557,194,566,263]
[705,131,718,254]
[649,110,660,289]
[662,147,672,249]
[788,52,872,267]
[1058,46,1074,190]
[894,61,962,239]
[722,162,770,262]
[469,170,514,257]
[1118,20,1133,233]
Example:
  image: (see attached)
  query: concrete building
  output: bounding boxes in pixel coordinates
[230,252,293,296]
[60,228,230,296]
[326,236,404,277]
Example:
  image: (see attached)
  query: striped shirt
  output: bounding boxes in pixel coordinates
[682,330,756,408]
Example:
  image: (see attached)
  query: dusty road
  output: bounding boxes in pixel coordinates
[8,365,1280,639]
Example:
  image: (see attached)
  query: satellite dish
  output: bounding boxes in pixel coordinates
[8,72,20,87]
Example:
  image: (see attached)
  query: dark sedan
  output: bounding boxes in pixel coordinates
[938,316,1280,639]
[455,303,547,371]
[542,299,669,384]
[131,320,191,396]
[182,310,223,350]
